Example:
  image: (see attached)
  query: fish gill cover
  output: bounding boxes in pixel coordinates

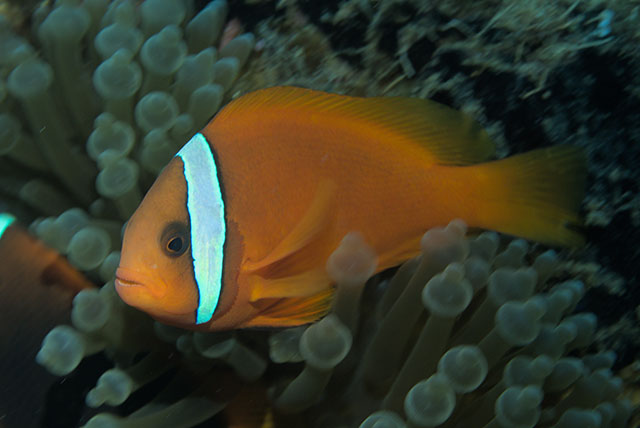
[0,0,638,427]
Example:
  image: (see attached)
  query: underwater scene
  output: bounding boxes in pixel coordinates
[0,0,639,427]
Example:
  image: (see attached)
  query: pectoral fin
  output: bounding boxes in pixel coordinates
[376,235,423,272]
[238,180,337,328]
[248,269,331,302]
[242,287,334,328]
[242,180,336,279]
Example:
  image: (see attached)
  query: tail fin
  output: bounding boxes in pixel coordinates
[468,145,586,247]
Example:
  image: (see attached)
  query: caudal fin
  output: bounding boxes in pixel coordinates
[468,145,586,247]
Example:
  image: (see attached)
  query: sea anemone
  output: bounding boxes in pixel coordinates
[0,1,636,427]
[37,220,632,427]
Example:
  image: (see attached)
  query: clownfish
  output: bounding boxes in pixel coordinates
[115,86,585,331]
[0,213,94,428]
[0,213,94,296]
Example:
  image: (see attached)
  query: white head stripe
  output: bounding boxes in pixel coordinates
[177,133,226,324]
[0,213,16,240]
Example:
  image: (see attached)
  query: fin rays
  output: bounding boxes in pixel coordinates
[242,287,334,328]
[218,86,496,166]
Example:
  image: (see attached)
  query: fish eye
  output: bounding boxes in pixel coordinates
[160,222,189,257]
[167,236,183,252]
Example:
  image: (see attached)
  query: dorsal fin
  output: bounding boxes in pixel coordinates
[216,86,495,166]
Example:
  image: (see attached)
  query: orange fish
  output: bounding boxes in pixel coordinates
[115,86,585,331]
[0,213,94,427]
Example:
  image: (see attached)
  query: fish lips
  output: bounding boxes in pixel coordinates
[115,267,167,299]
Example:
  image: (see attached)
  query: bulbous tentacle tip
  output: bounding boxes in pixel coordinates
[326,231,377,286]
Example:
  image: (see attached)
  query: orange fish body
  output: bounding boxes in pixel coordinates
[115,87,585,331]
[0,213,94,427]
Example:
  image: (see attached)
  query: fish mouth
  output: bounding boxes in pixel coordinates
[114,277,142,288]
[115,267,167,298]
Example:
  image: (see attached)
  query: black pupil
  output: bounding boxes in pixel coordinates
[168,237,183,252]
